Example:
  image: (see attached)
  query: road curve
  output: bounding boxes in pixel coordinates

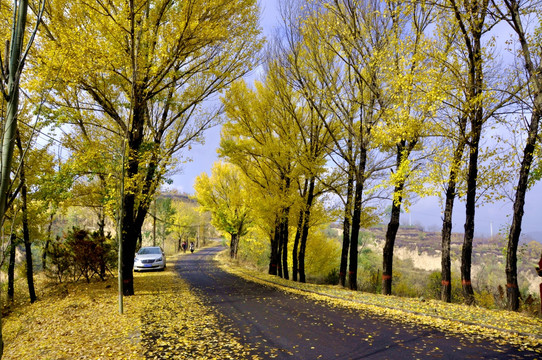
[175,245,537,360]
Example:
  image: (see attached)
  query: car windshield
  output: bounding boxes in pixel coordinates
[138,247,161,255]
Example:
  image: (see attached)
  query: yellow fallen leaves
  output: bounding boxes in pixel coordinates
[220,259,542,353]
[3,253,257,359]
[4,280,140,359]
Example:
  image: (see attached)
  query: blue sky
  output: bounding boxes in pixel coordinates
[167,1,279,196]
[168,1,542,242]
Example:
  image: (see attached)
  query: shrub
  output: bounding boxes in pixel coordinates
[423,271,463,303]
[46,236,72,283]
[475,288,496,309]
[237,232,269,270]
[45,227,116,283]
[356,246,382,292]
[393,270,423,298]
[521,293,541,317]
[324,268,340,285]
[425,271,442,300]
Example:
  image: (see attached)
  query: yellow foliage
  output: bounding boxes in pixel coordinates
[304,230,341,279]
[238,231,269,267]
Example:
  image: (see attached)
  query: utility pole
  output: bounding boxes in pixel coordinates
[117,136,127,315]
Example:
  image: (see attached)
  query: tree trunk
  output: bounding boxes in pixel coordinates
[279,175,291,279]
[230,232,239,259]
[96,203,106,280]
[348,180,363,290]
[121,212,138,296]
[298,225,307,283]
[506,108,540,310]
[382,200,401,295]
[382,183,404,295]
[281,207,290,280]
[277,225,284,277]
[268,218,280,275]
[7,234,17,303]
[461,130,480,305]
[21,157,36,304]
[121,175,150,296]
[382,141,413,295]
[121,186,153,295]
[440,185,454,303]
[441,117,467,303]
[120,93,157,295]
[298,176,316,283]
[449,0,488,307]
[16,131,36,303]
[502,0,542,311]
[42,213,54,270]
[339,162,354,287]
[349,148,367,291]
[121,148,142,295]
[461,105,483,305]
[292,209,303,282]
[298,215,309,283]
[293,178,310,282]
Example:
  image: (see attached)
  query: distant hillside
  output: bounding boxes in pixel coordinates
[159,191,197,204]
[365,225,541,260]
[360,225,542,293]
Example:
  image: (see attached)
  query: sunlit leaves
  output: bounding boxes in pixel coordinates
[3,254,256,359]
[35,0,264,203]
[194,161,252,239]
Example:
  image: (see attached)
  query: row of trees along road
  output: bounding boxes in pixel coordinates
[196,0,542,313]
[0,0,540,356]
[0,1,262,358]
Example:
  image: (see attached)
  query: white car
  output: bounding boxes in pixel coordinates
[134,246,166,271]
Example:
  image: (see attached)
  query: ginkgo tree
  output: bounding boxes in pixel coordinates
[171,198,200,251]
[2,113,56,309]
[426,16,471,303]
[266,55,334,283]
[36,0,263,295]
[194,161,251,259]
[372,1,444,296]
[54,105,123,236]
[437,0,520,305]
[221,78,301,277]
[0,0,45,357]
[286,0,392,290]
[491,0,542,311]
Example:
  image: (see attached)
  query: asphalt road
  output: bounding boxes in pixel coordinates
[175,245,539,359]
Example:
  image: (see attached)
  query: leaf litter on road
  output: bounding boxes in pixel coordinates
[219,258,542,354]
